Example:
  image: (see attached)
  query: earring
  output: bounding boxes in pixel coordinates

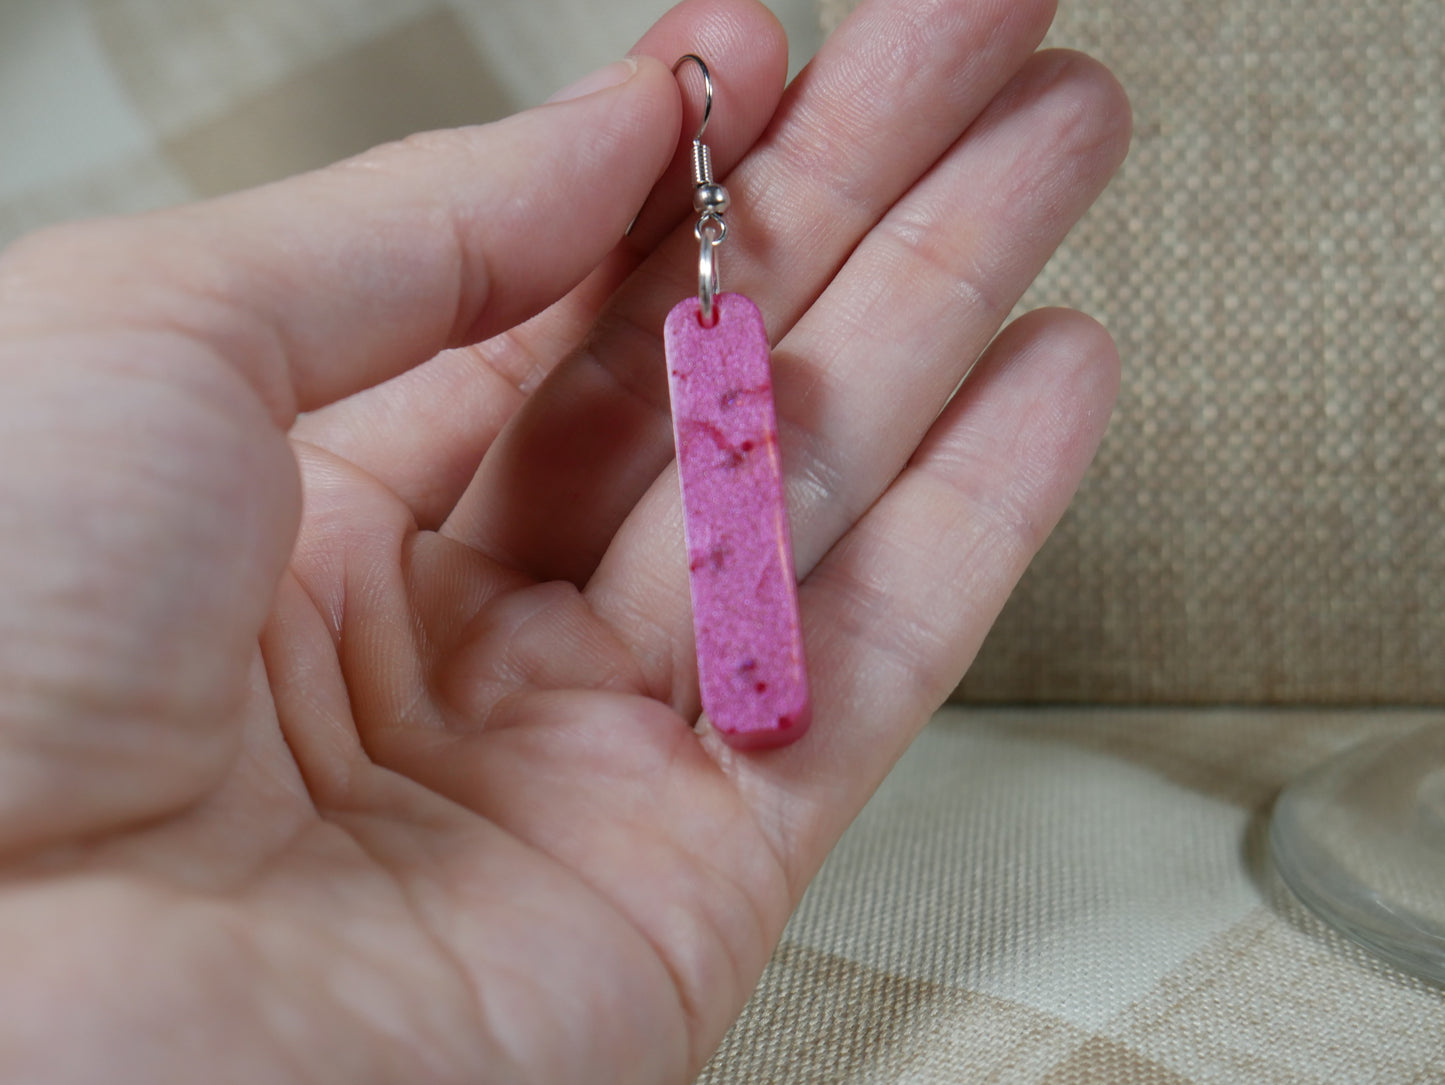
[663,55,811,749]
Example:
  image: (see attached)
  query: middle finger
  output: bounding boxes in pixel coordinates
[439,0,1060,583]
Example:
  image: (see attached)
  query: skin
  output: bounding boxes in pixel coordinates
[0,0,1129,1081]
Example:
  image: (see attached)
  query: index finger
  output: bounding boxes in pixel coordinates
[0,56,682,424]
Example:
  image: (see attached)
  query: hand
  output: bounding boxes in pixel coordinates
[0,0,1128,1080]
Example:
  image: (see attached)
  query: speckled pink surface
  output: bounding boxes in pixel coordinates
[664,293,810,748]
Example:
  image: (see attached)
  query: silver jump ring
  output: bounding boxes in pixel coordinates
[698,228,720,326]
[694,214,728,245]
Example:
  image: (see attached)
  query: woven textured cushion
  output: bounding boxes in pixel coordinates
[940,0,1445,703]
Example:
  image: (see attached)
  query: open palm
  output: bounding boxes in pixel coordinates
[0,0,1128,1081]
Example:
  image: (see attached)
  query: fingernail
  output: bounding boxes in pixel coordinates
[546,58,638,104]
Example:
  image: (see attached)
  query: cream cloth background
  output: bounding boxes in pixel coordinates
[3,0,1445,1082]
[700,706,1445,1083]
[939,0,1445,704]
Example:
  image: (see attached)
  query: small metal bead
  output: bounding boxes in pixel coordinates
[692,182,731,216]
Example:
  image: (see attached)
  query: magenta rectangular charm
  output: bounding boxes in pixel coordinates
[664,292,810,748]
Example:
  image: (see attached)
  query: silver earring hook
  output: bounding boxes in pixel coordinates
[673,53,730,327]
[672,54,714,142]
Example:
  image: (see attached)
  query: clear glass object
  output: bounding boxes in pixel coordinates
[1270,722,1445,984]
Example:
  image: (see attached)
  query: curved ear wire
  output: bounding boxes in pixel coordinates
[624,53,723,250]
[672,54,715,141]
[674,55,729,324]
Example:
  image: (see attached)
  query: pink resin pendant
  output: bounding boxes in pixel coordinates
[665,293,811,748]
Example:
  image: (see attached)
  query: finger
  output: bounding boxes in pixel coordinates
[0,55,682,426]
[724,309,1120,884]
[588,49,1131,704]
[441,0,1059,583]
[289,0,790,529]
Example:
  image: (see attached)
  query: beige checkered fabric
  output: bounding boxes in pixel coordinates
[699,707,1445,1083]
[4,2,1445,1082]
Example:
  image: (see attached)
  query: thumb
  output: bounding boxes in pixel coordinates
[1,54,683,423]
